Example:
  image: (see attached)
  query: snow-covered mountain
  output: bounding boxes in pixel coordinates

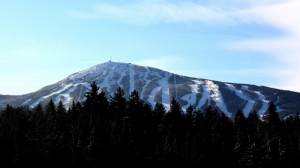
[1,61,300,117]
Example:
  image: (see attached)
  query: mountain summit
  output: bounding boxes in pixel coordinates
[1,61,300,117]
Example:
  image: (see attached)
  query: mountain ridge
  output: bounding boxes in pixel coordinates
[1,61,297,96]
[1,61,300,117]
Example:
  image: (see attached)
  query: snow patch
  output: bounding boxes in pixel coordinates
[129,64,135,94]
[173,74,178,99]
[100,64,117,92]
[147,73,171,110]
[254,91,269,116]
[158,74,170,110]
[117,71,126,89]
[141,67,150,98]
[147,86,161,107]
[197,82,210,109]
[30,83,89,108]
[274,94,284,112]
[206,81,231,117]
[226,84,255,116]
[241,85,249,90]
[21,99,32,106]
[55,94,72,105]
[181,80,202,109]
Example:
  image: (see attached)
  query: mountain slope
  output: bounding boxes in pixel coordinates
[1,61,300,117]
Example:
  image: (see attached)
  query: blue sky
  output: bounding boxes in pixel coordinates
[0,0,299,94]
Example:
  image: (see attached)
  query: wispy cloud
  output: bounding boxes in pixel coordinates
[67,1,233,25]
[67,0,300,91]
[230,0,300,91]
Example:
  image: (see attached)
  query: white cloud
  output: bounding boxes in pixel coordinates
[68,0,300,92]
[67,1,233,25]
[230,0,300,92]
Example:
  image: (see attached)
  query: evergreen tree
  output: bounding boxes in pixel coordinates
[0,86,299,167]
[127,90,144,129]
[152,102,166,157]
[185,105,194,131]
[109,87,127,159]
[264,102,282,167]
[162,98,185,157]
[110,87,127,120]
[247,110,260,139]
[45,99,56,132]
[264,102,281,136]
[234,110,248,162]
[153,102,166,126]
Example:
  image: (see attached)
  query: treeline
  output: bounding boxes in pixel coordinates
[0,82,299,167]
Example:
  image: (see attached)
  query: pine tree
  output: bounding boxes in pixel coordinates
[186,105,194,131]
[54,101,72,167]
[162,98,184,157]
[110,87,127,119]
[264,102,281,136]
[127,90,144,127]
[264,102,282,167]
[1,85,300,167]
[69,101,82,166]
[280,117,300,168]
[109,87,127,154]
[152,102,166,157]
[247,110,260,139]
[46,99,56,115]
[234,110,248,158]
[153,102,166,126]
[45,99,56,132]
[84,81,108,127]
[184,105,194,160]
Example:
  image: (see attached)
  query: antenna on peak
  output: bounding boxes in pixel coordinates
[109,56,112,63]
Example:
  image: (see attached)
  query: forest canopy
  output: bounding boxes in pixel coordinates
[0,82,299,168]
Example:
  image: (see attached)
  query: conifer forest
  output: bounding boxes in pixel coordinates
[0,82,299,168]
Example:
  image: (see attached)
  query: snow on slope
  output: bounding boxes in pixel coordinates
[4,61,296,117]
[274,95,284,112]
[242,85,270,116]
[206,80,231,117]
[129,63,135,94]
[30,83,89,108]
[158,73,171,110]
[173,74,178,99]
[197,81,210,109]
[146,71,171,110]
[30,83,74,107]
[226,84,255,116]
[100,64,117,92]
[254,91,269,116]
[140,67,150,99]
[117,70,126,88]
[21,99,32,106]
[147,86,161,107]
[181,80,202,109]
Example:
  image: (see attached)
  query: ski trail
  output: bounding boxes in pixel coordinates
[141,67,150,99]
[254,91,269,116]
[226,84,255,116]
[207,80,231,117]
[197,82,210,109]
[129,64,135,94]
[173,74,178,99]
[158,73,170,110]
[181,80,202,109]
[147,86,161,107]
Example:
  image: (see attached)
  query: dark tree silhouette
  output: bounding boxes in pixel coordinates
[0,83,299,168]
